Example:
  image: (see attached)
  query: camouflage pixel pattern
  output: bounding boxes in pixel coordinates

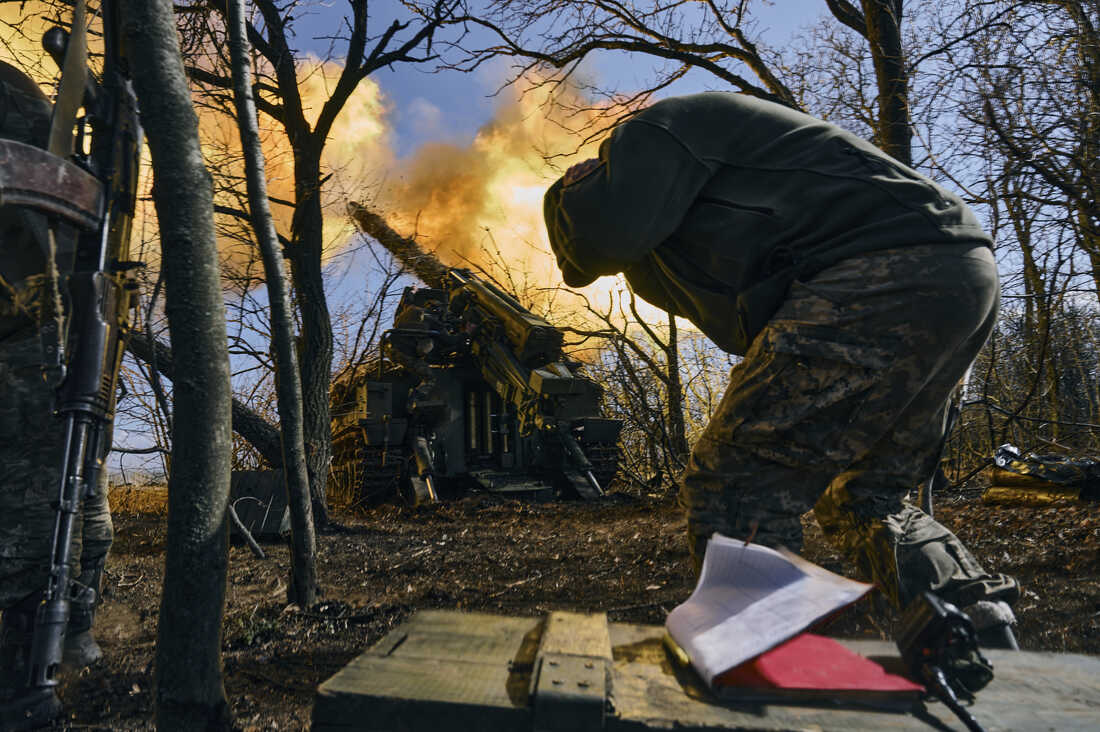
[1,64,113,611]
[681,243,1019,610]
[0,332,113,609]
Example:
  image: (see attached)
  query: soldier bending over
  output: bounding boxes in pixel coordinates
[543,93,1019,646]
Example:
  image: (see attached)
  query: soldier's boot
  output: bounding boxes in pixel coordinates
[964,600,1020,650]
[0,592,64,731]
[63,559,105,668]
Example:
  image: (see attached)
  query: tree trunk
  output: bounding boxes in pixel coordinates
[1084,220,1100,309]
[860,0,911,165]
[665,313,689,462]
[124,1,233,728]
[226,0,317,607]
[288,146,333,529]
[213,1,452,531]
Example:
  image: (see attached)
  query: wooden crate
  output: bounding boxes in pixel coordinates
[313,609,1100,731]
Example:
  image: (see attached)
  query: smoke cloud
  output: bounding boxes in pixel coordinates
[375,78,608,293]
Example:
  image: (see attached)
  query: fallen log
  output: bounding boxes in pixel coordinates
[982,484,1083,506]
[126,331,284,469]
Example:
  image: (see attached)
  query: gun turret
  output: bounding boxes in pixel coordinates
[445,269,563,366]
[338,203,622,503]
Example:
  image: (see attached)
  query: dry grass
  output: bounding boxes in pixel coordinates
[107,484,169,516]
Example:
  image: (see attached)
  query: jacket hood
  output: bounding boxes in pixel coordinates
[544,177,599,288]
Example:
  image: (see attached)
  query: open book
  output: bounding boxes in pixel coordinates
[666,534,873,686]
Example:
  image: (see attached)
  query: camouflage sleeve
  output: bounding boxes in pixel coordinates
[0,61,52,148]
[543,119,712,287]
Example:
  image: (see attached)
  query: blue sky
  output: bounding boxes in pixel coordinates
[292,1,828,158]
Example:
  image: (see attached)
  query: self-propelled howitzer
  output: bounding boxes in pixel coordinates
[332,205,621,505]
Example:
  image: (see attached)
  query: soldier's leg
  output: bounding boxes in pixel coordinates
[0,334,71,726]
[684,244,1018,616]
[812,314,1019,628]
[680,345,836,573]
[680,246,940,570]
[797,244,1019,611]
[65,462,113,668]
[815,426,1020,611]
[815,387,1020,646]
[0,334,81,606]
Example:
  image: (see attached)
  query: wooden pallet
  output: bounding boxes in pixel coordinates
[313,609,1100,731]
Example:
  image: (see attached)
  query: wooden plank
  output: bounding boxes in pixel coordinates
[538,611,612,661]
[530,611,613,730]
[531,653,607,732]
[313,610,1100,731]
[383,609,543,665]
[606,623,1100,731]
[313,610,543,731]
[313,655,531,731]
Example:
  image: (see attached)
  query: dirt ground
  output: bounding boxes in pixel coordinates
[55,484,1099,730]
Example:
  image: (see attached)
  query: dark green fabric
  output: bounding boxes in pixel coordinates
[0,62,51,148]
[0,63,56,341]
[544,93,993,355]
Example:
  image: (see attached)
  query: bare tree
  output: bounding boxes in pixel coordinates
[170,0,464,529]
[225,0,316,607]
[552,286,692,491]
[820,1,911,162]
[127,331,286,468]
[443,1,942,163]
[444,0,797,148]
[977,1,1099,299]
[913,1,1100,475]
[123,0,233,726]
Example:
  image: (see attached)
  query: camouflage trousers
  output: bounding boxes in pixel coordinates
[0,332,113,609]
[681,243,1020,610]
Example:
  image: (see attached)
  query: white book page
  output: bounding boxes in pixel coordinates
[666,533,871,685]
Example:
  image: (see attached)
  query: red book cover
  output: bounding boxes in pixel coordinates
[713,633,923,706]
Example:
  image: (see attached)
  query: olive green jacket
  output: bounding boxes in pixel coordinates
[543,93,993,355]
[0,62,61,342]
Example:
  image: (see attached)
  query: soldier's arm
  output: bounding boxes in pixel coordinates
[543,119,711,286]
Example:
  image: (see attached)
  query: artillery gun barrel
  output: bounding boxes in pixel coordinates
[449,269,564,365]
[344,202,620,501]
[347,201,449,289]
[348,202,564,364]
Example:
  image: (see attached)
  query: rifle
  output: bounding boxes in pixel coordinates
[0,0,141,690]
